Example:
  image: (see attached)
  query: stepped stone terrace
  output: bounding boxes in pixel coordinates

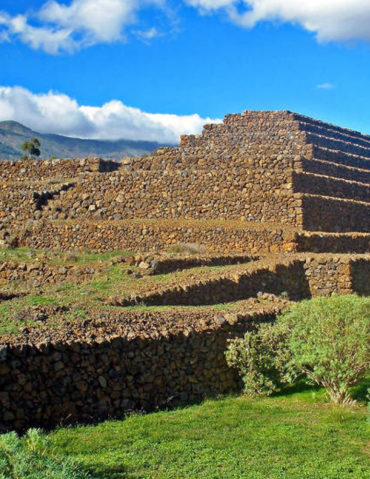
[0,110,369,254]
[0,110,369,432]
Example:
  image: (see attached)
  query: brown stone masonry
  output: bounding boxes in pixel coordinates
[1,110,370,241]
[0,302,283,432]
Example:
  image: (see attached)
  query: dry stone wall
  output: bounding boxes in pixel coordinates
[292,172,370,203]
[301,195,370,233]
[310,145,370,170]
[0,111,310,227]
[0,157,118,181]
[0,109,369,253]
[16,219,298,255]
[112,254,369,307]
[300,158,370,184]
[296,232,370,254]
[0,252,368,432]
[0,303,283,432]
[15,220,370,255]
[0,259,101,289]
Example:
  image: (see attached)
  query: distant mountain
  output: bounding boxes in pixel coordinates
[0,121,168,161]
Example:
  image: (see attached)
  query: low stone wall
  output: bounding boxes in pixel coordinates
[304,257,352,296]
[17,220,297,255]
[0,158,119,181]
[296,232,370,254]
[312,145,370,170]
[0,260,101,289]
[35,168,301,225]
[0,305,281,432]
[15,220,370,255]
[293,172,370,203]
[114,260,310,306]
[0,253,368,432]
[301,195,370,233]
[306,132,370,159]
[351,259,370,295]
[112,254,369,307]
[296,116,370,148]
[300,158,370,184]
[131,253,257,275]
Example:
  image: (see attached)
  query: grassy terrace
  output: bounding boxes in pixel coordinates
[43,386,369,478]
[0,248,274,335]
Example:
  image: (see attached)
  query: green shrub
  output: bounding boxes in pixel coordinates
[0,429,89,479]
[225,321,290,396]
[226,295,370,404]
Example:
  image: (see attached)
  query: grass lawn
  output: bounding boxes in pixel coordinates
[48,387,369,479]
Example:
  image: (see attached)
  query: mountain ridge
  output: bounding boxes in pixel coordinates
[0,120,168,161]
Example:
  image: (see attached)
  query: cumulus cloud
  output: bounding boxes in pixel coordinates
[0,86,220,143]
[0,0,166,54]
[2,1,369,53]
[185,0,370,43]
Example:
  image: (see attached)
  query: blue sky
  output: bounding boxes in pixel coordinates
[0,1,369,142]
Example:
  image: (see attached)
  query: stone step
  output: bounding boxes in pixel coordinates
[306,132,370,159]
[300,157,370,184]
[300,193,370,233]
[293,113,370,141]
[296,232,370,254]
[293,172,370,203]
[312,146,370,170]
[296,115,370,149]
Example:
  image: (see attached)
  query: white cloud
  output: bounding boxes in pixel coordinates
[0,86,220,143]
[134,26,161,41]
[0,0,166,54]
[2,0,369,53]
[317,83,334,90]
[185,0,370,43]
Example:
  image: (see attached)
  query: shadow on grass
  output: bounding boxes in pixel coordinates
[272,380,322,398]
[272,378,370,404]
[87,466,128,479]
[350,378,370,403]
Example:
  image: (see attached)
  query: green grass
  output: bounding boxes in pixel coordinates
[48,389,369,479]
[0,248,133,265]
[0,429,89,479]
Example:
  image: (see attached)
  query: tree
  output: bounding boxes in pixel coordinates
[21,137,41,160]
